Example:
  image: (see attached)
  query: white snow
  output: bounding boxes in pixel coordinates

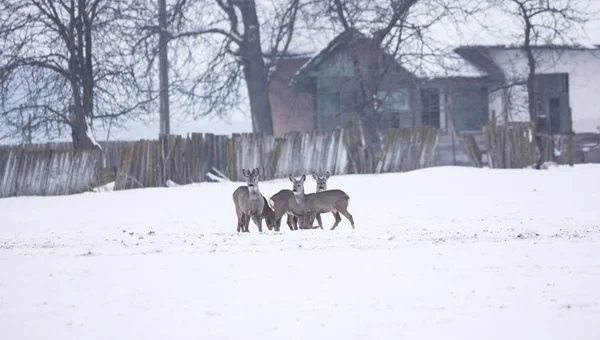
[1,165,600,339]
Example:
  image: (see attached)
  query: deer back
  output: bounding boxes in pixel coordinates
[304,189,349,213]
[232,186,249,211]
[270,189,304,216]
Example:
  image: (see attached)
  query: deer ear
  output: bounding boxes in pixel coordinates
[254,168,260,176]
[242,169,248,177]
[312,172,318,180]
[325,171,330,179]
[288,174,295,183]
[300,174,306,182]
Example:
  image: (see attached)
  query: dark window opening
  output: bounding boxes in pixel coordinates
[421,88,440,128]
[533,73,570,134]
[548,97,562,133]
[453,86,489,132]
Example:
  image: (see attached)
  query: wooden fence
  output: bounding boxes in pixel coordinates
[0,148,102,198]
[0,140,133,167]
[0,121,441,196]
[114,121,441,190]
[483,120,538,168]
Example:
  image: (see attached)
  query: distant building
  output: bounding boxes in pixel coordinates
[267,32,600,164]
[455,44,600,134]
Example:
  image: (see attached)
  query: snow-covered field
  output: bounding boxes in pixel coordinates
[1,165,600,339]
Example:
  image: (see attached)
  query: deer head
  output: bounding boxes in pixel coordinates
[312,171,330,192]
[288,174,306,195]
[242,168,260,191]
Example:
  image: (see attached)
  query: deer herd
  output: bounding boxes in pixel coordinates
[232,168,355,233]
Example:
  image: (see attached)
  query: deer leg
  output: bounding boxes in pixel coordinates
[330,211,342,230]
[314,213,324,229]
[237,213,245,232]
[304,212,316,230]
[286,214,295,231]
[293,216,299,230]
[243,212,251,232]
[338,209,355,229]
[273,207,285,232]
[252,214,263,232]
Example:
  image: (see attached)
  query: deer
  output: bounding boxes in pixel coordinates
[232,168,268,233]
[311,171,335,230]
[289,174,355,230]
[268,171,332,231]
[268,189,305,231]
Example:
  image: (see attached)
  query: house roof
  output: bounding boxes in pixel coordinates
[452,43,600,82]
[290,28,366,89]
[290,28,495,89]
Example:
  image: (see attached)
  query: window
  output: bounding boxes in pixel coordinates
[452,86,489,132]
[548,98,562,133]
[421,88,440,128]
[533,73,570,134]
[374,89,409,113]
[534,73,569,93]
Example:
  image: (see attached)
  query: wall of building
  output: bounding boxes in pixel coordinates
[489,48,600,133]
[269,58,315,137]
[314,43,419,131]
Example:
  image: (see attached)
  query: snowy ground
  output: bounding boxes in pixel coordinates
[1,165,600,339]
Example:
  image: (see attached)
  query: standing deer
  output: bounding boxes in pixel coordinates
[269,189,304,231]
[232,168,266,232]
[311,171,336,229]
[289,174,355,230]
[268,171,332,231]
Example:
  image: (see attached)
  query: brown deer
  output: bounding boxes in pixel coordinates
[268,189,305,231]
[232,168,267,232]
[268,171,332,231]
[311,171,336,229]
[289,174,355,230]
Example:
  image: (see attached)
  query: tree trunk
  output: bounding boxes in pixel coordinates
[70,104,99,149]
[348,38,381,171]
[158,0,170,135]
[68,52,99,150]
[523,18,545,168]
[237,0,274,135]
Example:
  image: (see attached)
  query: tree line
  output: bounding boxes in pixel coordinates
[0,0,595,149]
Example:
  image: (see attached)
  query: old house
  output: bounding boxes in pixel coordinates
[280,32,600,165]
[289,29,495,165]
[290,29,423,132]
[454,44,600,163]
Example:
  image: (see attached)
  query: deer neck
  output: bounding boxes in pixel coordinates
[248,186,261,199]
[293,189,310,210]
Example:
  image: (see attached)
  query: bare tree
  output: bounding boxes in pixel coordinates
[138,0,303,135]
[330,0,419,155]
[0,0,155,148]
